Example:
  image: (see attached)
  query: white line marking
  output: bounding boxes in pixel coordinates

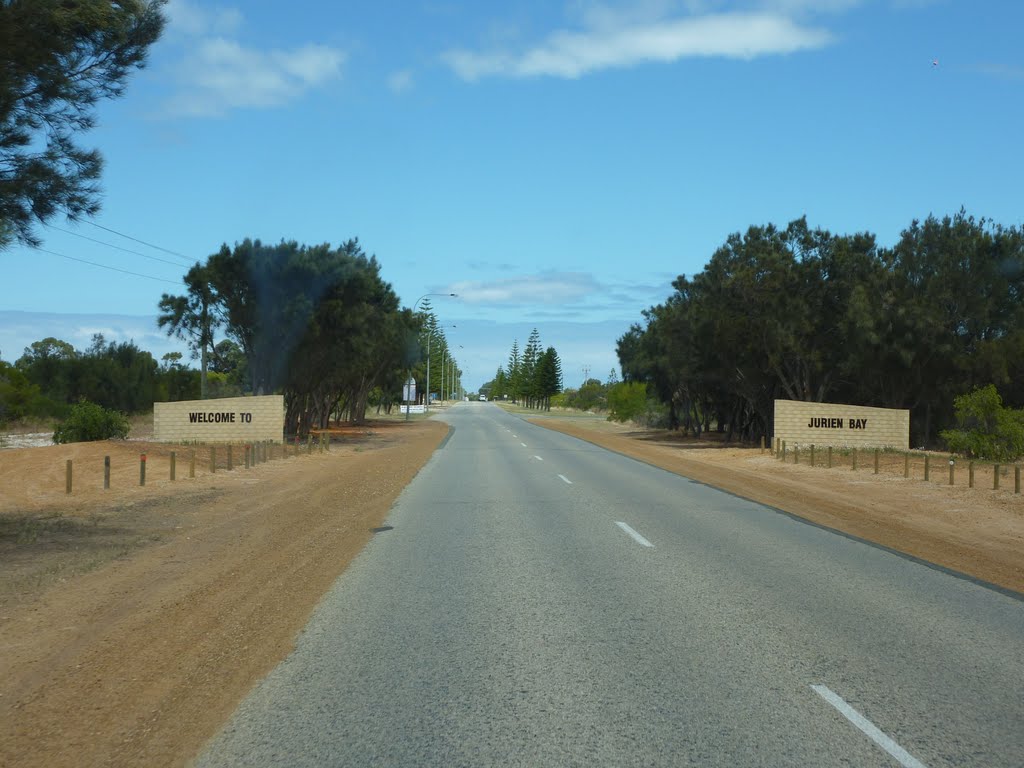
[558,474,573,485]
[811,685,927,768]
[521,442,528,447]
[615,522,654,548]
[533,455,543,462]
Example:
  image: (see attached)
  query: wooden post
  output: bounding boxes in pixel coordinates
[170,451,176,481]
[969,461,975,488]
[104,455,110,490]
[794,446,799,465]
[874,448,879,475]
[904,453,910,479]
[227,445,233,471]
[781,440,786,461]
[244,445,250,469]
[140,454,146,486]
[307,435,313,454]
[994,464,1000,490]
[65,459,72,494]
[852,450,857,471]
[949,459,954,486]
[1015,466,1020,494]
[924,454,930,481]
[189,449,196,478]
[210,446,217,474]
[827,446,832,469]
[810,444,815,467]
[760,436,765,454]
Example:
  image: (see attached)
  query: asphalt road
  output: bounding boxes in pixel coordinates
[196,403,1024,767]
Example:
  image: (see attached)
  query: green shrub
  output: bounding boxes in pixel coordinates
[53,401,130,444]
[607,382,649,423]
[940,385,1024,461]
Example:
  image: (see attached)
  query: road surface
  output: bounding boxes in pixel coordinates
[197,402,1024,767]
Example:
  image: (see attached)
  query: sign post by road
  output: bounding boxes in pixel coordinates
[403,378,416,421]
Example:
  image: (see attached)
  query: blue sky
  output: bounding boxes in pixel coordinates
[3,0,1023,390]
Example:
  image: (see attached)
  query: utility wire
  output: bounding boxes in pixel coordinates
[47,224,188,269]
[32,246,181,285]
[82,220,196,264]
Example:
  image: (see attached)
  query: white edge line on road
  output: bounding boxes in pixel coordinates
[521,442,528,447]
[811,685,927,768]
[558,474,573,485]
[615,521,654,548]
[533,455,543,461]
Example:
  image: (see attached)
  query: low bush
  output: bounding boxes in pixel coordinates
[53,401,130,444]
[940,385,1024,461]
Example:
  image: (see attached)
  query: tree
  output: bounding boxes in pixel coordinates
[158,262,220,399]
[0,0,166,247]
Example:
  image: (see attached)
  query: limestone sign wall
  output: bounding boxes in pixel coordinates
[153,395,284,443]
[773,399,909,450]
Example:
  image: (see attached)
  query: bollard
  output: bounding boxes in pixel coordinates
[1015,466,1020,494]
[924,454,930,481]
[140,453,147,486]
[190,449,196,478]
[227,445,233,471]
[874,448,879,475]
[904,453,910,479]
[781,440,786,461]
[810,444,815,467]
[969,461,975,488]
[170,451,176,481]
[307,435,313,454]
[852,450,858,471]
[827,446,832,469]
[210,446,217,474]
[994,464,1000,490]
[244,445,250,469]
[949,459,954,486]
[104,455,110,490]
[66,459,73,494]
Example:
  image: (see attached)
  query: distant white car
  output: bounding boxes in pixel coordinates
[479,395,487,401]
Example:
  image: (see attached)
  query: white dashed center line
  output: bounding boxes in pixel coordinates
[811,685,927,768]
[533,455,543,462]
[521,442,527,447]
[558,474,573,485]
[615,522,653,548]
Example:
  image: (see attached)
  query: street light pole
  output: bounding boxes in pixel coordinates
[425,322,455,414]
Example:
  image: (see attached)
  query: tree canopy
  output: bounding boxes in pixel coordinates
[0,0,166,247]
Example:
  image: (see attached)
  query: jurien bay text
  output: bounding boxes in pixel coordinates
[188,412,253,424]
[807,417,868,429]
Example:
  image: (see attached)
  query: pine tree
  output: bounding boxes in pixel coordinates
[507,340,521,403]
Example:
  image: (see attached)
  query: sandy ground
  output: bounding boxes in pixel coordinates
[1,408,1022,766]
[0,419,447,768]
[526,413,1024,595]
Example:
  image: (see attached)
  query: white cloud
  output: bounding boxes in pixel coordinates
[167,38,345,117]
[443,273,603,305]
[388,70,415,93]
[166,0,243,36]
[442,11,832,80]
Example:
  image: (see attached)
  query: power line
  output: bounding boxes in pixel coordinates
[32,246,181,285]
[82,220,196,264]
[47,225,188,269]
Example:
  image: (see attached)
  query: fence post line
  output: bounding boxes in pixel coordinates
[190,449,196,478]
[874,448,879,475]
[994,464,1000,490]
[969,461,975,488]
[170,451,176,481]
[924,454,930,481]
[140,454,146,486]
[104,455,110,490]
[227,445,233,471]
[66,459,72,494]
